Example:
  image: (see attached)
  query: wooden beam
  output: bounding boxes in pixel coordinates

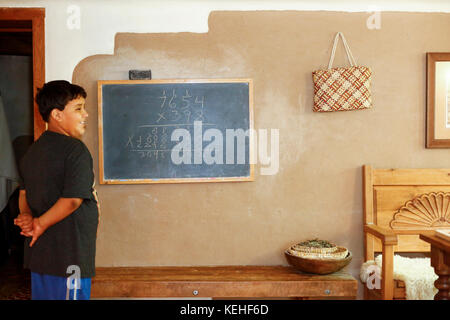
[373,168,450,186]
[32,14,45,139]
[0,8,44,20]
[363,165,375,261]
[381,244,394,300]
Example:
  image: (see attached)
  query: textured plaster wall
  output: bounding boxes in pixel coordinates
[73,11,450,297]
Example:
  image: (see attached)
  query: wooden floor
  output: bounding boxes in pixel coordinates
[0,247,31,300]
[92,266,357,299]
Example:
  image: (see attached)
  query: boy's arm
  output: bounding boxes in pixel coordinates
[29,197,83,247]
[14,190,33,236]
[18,190,32,214]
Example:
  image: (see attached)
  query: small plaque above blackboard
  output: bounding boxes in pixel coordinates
[98,79,254,184]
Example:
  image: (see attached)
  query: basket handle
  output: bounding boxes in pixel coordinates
[328,32,357,69]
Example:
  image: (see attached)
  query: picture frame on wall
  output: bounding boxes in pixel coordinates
[426,52,450,148]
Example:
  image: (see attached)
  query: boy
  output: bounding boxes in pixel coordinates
[14,80,99,300]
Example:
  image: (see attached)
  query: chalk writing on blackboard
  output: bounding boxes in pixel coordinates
[156,89,206,123]
[98,79,254,184]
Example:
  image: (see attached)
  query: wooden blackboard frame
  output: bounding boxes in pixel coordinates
[98,79,254,184]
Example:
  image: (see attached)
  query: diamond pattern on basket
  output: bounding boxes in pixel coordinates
[312,66,372,112]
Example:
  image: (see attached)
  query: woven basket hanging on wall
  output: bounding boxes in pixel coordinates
[312,32,372,112]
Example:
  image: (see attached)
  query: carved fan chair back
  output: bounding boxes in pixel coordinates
[362,165,450,300]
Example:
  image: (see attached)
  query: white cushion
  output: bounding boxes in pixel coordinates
[360,255,438,300]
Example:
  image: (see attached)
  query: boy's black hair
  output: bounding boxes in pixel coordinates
[35,80,87,122]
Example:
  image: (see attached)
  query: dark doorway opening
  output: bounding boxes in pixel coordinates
[0,8,45,300]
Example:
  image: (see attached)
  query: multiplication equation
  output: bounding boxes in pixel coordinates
[157,89,206,124]
[125,126,170,160]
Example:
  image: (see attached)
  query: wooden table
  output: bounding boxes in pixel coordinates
[419,233,450,300]
[91,266,357,299]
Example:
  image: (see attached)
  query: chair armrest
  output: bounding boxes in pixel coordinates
[364,224,396,300]
[364,224,398,245]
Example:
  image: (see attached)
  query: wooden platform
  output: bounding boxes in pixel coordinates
[91,266,357,299]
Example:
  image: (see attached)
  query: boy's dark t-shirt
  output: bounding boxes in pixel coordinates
[19,130,98,278]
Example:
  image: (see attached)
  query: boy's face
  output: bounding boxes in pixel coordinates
[51,96,88,139]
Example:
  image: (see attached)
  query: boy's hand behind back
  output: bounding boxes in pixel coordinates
[14,212,34,236]
[14,213,45,246]
[28,197,83,247]
[15,198,82,247]
[29,218,46,247]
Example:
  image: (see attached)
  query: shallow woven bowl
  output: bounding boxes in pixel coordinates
[288,246,348,259]
[291,243,338,254]
[284,250,352,275]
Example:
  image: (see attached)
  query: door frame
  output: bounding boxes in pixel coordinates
[0,7,45,139]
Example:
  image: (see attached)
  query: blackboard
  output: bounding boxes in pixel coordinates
[98,79,254,184]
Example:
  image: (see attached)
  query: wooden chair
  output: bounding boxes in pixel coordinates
[362,165,450,300]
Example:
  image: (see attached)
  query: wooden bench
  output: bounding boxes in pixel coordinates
[91,266,357,299]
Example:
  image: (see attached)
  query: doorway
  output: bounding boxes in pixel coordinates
[0,7,45,139]
[0,7,45,299]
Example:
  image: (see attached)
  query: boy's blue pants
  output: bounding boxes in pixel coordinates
[31,272,91,300]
